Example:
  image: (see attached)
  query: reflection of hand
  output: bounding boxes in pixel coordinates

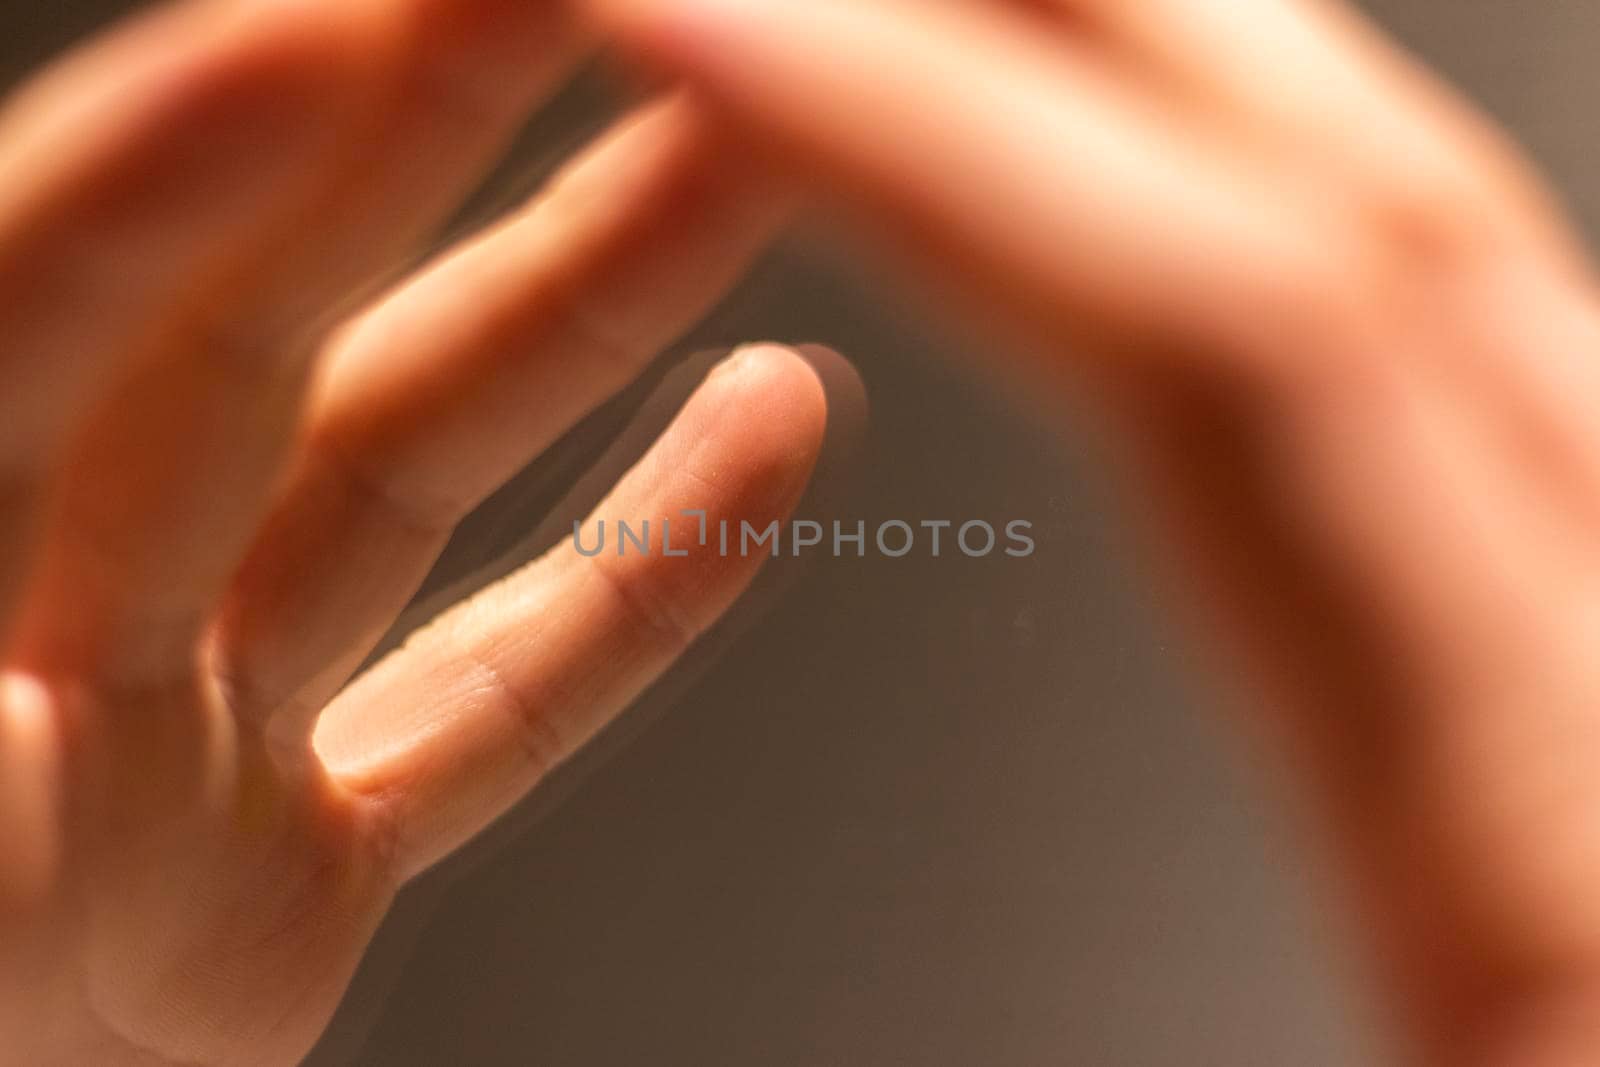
[0,6,829,1063]
[598,0,1600,1059]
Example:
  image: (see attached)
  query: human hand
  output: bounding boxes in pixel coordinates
[0,3,831,1063]
[593,0,1600,1061]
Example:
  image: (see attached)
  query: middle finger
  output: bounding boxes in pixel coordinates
[214,96,787,739]
[13,0,589,686]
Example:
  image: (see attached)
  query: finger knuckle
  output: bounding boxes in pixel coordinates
[587,551,702,659]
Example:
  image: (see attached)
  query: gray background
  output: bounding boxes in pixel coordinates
[7,3,1600,1064]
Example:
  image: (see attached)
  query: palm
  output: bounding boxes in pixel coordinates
[0,3,829,1064]
[4,687,388,1064]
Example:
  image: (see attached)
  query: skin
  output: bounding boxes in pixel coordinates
[585,0,1600,1064]
[5,0,1600,1063]
[0,2,828,1063]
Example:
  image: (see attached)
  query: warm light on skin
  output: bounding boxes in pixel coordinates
[4,0,1600,1063]
[590,1,1600,1062]
[0,671,61,904]
[0,2,826,1059]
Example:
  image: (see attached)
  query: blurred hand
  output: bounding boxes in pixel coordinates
[593,0,1600,1061]
[0,3,831,1063]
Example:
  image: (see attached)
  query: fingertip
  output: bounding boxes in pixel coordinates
[793,342,868,442]
[716,344,866,564]
[712,342,832,467]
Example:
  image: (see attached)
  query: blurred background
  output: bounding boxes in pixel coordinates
[7,2,1600,1063]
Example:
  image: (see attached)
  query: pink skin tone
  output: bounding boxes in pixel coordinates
[586,1,1600,1063]
[0,3,825,1063]
[6,0,1600,1063]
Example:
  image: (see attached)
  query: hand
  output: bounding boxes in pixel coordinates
[596,0,1600,1061]
[0,3,831,1063]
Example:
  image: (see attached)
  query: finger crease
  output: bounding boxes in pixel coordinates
[310,432,461,542]
[451,634,571,783]
[586,553,701,658]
